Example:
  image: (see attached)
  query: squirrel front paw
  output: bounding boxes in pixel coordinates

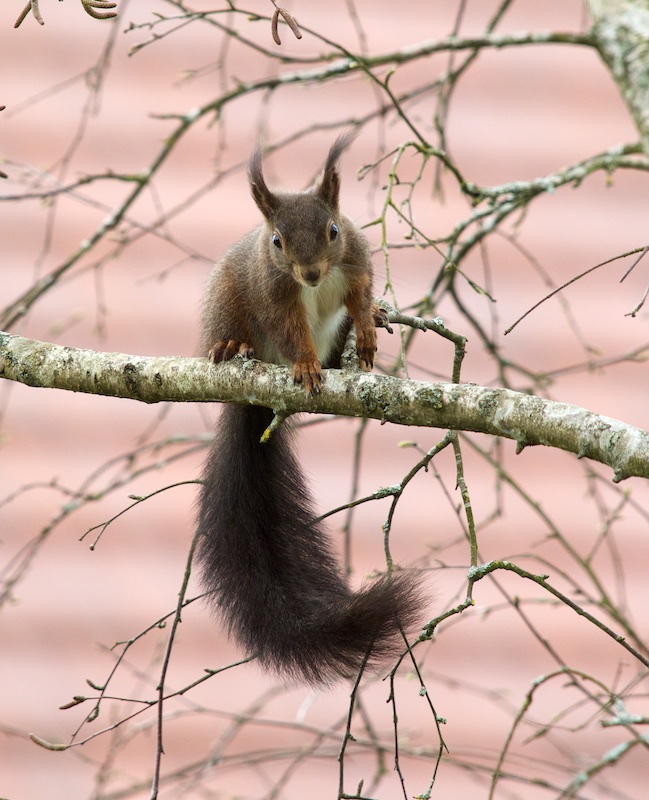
[208,339,254,363]
[292,357,323,395]
[355,324,377,371]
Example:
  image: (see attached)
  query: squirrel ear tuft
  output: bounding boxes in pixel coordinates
[249,147,279,220]
[317,161,340,210]
[316,129,357,209]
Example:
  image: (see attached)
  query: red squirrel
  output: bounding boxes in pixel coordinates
[196,132,421,683]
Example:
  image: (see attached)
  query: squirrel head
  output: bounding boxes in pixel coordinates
[248,131,357,287]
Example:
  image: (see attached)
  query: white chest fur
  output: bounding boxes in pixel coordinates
[259,267,348,366]
[300,267,348,363]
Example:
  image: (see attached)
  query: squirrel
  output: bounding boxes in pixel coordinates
[196,131,422,684]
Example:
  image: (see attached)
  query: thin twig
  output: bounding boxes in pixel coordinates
[149,531,200,799]
[505,246,649,335]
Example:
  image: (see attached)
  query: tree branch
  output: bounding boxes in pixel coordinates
[589,0,649,155]
[2,331,648,482]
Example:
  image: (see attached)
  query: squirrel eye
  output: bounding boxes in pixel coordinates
[329,222,339,241]
[272,232,282,250]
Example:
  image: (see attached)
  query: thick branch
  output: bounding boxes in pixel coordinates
[1,332,648,482]
[589,0,649,155]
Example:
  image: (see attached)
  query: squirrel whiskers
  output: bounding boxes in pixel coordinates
[196,132,422,683]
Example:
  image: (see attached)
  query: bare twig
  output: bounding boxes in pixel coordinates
[505,246,649,335]
[620,245,649,316]
[149,531,199,800]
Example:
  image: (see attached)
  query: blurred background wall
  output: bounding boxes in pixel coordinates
[1,2,648,799]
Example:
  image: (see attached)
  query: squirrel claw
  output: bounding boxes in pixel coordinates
[293,358,322,395]
[355,325,377,372]
[209,340,254,363]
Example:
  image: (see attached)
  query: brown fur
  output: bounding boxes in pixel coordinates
[201,130,380,392]
[196,133,422,683]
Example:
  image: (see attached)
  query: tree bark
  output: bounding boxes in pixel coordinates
[589,0,649,155]
[2,330,648,482]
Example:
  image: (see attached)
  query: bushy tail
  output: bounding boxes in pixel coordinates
[196,404,422,684]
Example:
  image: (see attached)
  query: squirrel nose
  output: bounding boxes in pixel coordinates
[300,266,321,286]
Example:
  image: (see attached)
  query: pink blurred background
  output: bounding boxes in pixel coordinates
[1,1,648,798]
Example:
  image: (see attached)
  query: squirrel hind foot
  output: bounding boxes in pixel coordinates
[208,339,254,362]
